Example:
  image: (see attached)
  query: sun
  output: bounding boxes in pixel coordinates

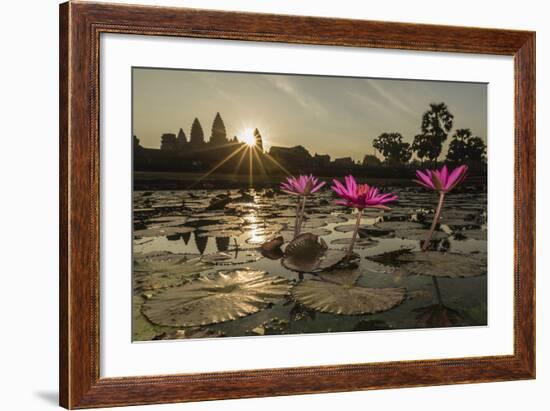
[239,128,256,147]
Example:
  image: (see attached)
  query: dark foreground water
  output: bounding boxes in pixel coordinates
[132,186,487,341]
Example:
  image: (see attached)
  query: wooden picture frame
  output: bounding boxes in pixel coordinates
[59,1,535,408]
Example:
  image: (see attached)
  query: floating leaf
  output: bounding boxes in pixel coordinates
[397,251,487,278]
[249,318,290,335]
[374,221,423,231]
[134,225,195,238]
[455,229,487,240]
[142,270,291,327]
[359,226,394,237]
[198,223,241,232]
[260,236,285,259]
[367,248,414,267]
[330,237,378,249]
[196,229,242,238]
[132,296,160,341]
[134,251,209,277]
[260,236,284,252]
[301,219,328,229]
[281,234,349,273]
[334,224,362,233]
[394,228,448,241]
[280,228,331,242]
[322,215,348,224]
[147,216,188,227]
[201,250,261,265]
[158,328,225,340]
[292,270,406,315]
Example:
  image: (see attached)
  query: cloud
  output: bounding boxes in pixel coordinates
[266,77,327,118]
[364,79,418,117]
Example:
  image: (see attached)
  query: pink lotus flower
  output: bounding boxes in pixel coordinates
[332,175,398,210]
[414,165,468,194]
[414,164,468,251]
[280,174,325,197]
[280,175,325,239]
[332,176,397,258]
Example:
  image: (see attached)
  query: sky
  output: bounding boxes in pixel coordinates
[133,68,487,161]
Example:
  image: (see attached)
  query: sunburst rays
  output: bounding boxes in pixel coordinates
[189,138,291,189]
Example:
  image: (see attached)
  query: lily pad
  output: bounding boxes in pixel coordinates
[142,269,291,327]
[322,215,348,224]
[134,225,195,238]
[334,224,365,233]
[147,216,188,227]
[330,237,379,249]
[281,234,348,273]
[134,251,210,277]
[397,251,487,278]
[301,219,328,229]
[366,248,414,267]
[158,328,226,340]
[280,228,331,242]
[292,270,406,315]
[201,250,261,265]
[198,223,241,232]
[393,228,449,241]
[455,229,487,240]
[196,230,242,238]
[260,236,284,252]
[374,221,423,231]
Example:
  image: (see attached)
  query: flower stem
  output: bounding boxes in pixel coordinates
[296,196,307,236]
[422,192,446,251]
[293,197,301,238]
[347,208,363,257]
[294,196,307,238]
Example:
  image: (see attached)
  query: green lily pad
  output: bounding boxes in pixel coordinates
[142,269,291,327]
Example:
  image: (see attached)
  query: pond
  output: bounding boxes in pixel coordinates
[132,186,487,341]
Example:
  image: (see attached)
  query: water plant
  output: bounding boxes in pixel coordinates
[332,175,398,257]
[414,164,468,250]
[280,174,325,238]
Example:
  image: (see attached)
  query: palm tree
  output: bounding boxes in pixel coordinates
[412,103,454,167]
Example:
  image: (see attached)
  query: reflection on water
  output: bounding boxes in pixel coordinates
[132,187,487,341]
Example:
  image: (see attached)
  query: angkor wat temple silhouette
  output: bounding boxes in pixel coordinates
[134,112,366,176]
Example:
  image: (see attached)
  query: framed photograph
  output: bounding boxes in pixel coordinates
[59,2,535,409]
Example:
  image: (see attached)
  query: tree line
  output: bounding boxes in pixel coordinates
[370,102,487,167]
